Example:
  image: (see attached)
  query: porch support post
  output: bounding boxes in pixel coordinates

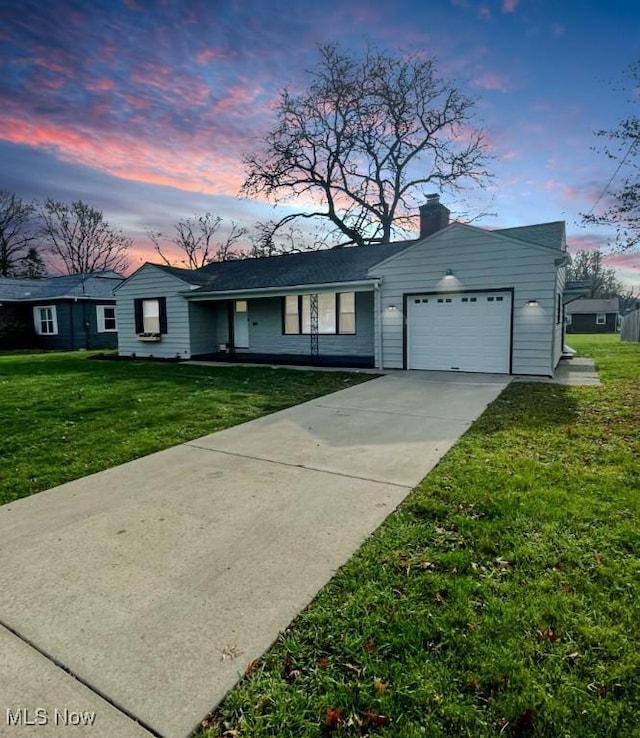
[309,293,319,359]
[374,281,383,370]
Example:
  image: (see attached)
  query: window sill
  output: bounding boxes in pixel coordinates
[137,333,162,342]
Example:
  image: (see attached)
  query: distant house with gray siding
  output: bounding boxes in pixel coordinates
[115,197,570,377]
[0,272,123,351]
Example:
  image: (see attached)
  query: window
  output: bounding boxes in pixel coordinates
[134,297,167,334]
[97,305,117,332]
[284,295,299,334]
[338,292,355,333]
[33,306,58,335]
[283,292,356,335]
[556,294,562,324]
[596,313,606,325]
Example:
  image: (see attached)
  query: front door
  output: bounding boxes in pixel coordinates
[233,300,249,348]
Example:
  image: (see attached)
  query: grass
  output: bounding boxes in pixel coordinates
[0,352,373,505]
[201,334,640,738]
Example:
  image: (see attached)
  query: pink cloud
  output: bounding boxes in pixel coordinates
[472,72,511,92]
[194,48,227,66]
[85,78,116,92]
[0,114,246,197]
[502,0,519,12]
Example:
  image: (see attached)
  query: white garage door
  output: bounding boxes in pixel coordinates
[408,291,511,373]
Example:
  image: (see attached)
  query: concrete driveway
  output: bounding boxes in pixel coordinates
[0,370,510,738]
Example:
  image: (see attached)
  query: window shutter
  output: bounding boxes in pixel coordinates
[158,297,168,334]
[134,299,143,334]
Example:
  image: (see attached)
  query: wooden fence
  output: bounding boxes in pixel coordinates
[620,309,640,342]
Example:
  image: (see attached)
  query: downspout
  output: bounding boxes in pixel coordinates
[374,281,383,370]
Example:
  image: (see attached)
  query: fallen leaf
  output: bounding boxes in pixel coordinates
[363,711,391,726]
[434,592,446,604]
[365,638,377,654]
[373,677,388,694]
[318,656,331,668]
[245,659,259,676]
[221,645,242,661]
[325,707,343,729]
[565,651,580,661]
[468,676,481,692]
[344,662,363,676]
[536,628,560,642]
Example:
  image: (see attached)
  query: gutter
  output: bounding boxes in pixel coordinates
[181,279,378,301]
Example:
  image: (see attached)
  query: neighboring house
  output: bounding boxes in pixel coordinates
[565,298,620,334]
[0,271,123,351]
[115,196,570,376]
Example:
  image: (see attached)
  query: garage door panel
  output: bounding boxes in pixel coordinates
[408,292,511,373]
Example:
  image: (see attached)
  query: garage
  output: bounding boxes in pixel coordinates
[407,291,512,373]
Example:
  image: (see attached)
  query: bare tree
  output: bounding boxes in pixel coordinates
[40,199,130,274]
[0,190,39,276]
[148,213,248,268]
[243,43,491,248]
[248,220,330,258]
[16,246,47,278]
[567,250,623,298]
[582,59,640,250]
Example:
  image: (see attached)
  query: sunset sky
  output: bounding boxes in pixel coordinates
[1,0,639,287]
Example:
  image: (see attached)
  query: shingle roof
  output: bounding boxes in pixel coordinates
[164,241,417,294]
[0,272,123,301]
[145,218,566,295]
[566,298,619,314]
[494,221,566,250]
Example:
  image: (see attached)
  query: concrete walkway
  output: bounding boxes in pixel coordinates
[0,371,510,738]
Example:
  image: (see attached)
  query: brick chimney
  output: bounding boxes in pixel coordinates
[419,194,450,239]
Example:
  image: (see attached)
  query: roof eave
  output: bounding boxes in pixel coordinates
[182,278,379,301]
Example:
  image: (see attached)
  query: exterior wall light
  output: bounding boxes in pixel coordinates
[526,300,539,307]
[445,269,454,277]
[387,304,398,311]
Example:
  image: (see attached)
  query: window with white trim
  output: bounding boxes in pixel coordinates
[283,292,356,335]
[596,313,606,325]
[97,305,117,332]
[33,305,58,335]
[143,299,160,333]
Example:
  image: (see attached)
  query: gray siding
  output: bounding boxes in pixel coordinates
[116,265,193,358]
[553,266,566,367]
[189,302,223,355]
[372,224,561,376]
[242,292,374,358]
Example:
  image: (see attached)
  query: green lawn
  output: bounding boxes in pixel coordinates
[0,352,372,505]
[202,334,640,738]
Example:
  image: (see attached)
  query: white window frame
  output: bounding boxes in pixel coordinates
[97,304,117,333]
[142,299,160,334]
[283,292,356,335]
[33,305,58,335]
[596,313,606,325]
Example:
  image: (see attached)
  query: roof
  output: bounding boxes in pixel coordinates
[493,221,566,250]
[0,272,123,302]
[163,241,417,295]
[566,298,620,314]
[121,216,567,296]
